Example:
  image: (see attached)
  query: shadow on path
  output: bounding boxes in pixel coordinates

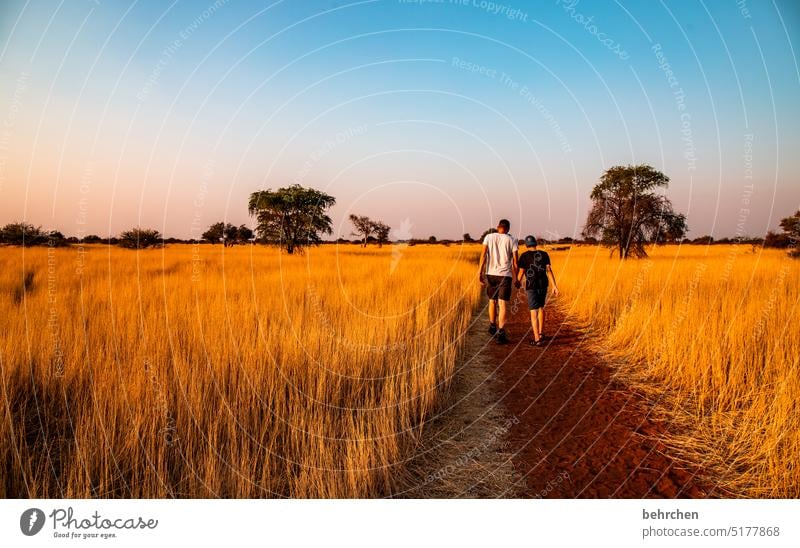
[486,292,710,498]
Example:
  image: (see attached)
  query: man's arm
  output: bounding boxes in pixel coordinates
[478,246,487,284]
[547,264,559,296]
[513,250,520,288]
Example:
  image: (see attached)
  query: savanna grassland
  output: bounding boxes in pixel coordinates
[1,242,798,498]
[0,243,481,497]
[552,244,799,497]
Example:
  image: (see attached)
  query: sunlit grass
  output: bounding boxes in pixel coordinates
[2,242,797,497]
[0,243,481,497]
[551,243,799,497]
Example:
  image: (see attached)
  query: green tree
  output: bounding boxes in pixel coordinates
[223,223,239,247]
[692,235,714,245]
[236,224,254,244]
[118,227,162,249]
[349,214,373,247]
[0,222,46,246]
[202,222,225,244]
[372,221,391,248]
[203,222,253,246]
[778,210,800,257]
[764,231,791,249]
[582,164,687,259]
[248,184,335,254]
[779,210,799,239]
[652,212,689,244]
[46,230,69,247]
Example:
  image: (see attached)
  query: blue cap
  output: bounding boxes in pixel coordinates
[524,235,537,247]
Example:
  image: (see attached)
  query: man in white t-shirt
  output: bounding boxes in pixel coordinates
[477,219,519,344]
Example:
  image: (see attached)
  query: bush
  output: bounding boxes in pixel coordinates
[0,223,68,246]
[45,231,69,247]
[0,222,46,246]
[764,231,791,249]
[692,235,715,245]
[118,228,162,249]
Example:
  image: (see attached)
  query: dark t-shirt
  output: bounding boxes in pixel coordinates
[518,250,551,290]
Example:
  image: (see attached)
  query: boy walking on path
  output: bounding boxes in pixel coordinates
[478,219,519,344]
[517,235,559,346]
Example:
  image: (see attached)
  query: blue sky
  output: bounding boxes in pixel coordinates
[1,0,798,240]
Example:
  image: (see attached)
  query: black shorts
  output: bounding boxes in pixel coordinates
[526,287,547,310]
[486,275,512,301]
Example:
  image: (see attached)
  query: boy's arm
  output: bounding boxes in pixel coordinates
[547,264,559,296]
[513,251,520,288]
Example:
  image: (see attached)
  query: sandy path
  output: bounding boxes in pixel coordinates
[486,291,710,498]
[400,301,524,498]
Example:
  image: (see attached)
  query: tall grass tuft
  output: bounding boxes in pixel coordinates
[0,244,481,497]
[552,244,799,497]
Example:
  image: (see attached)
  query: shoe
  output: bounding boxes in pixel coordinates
[488,323,497,335]
[528,338,543,347]
[497,330,508,344]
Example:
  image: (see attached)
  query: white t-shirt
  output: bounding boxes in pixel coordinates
[482,232,518,277]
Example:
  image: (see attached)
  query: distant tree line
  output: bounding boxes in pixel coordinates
[3,179,798,258]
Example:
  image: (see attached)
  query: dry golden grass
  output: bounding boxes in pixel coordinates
[2,242,797,498]
[0,243,481,497]
[550,244,800,497]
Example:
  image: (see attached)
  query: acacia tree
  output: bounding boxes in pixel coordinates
[118,227,162,249]
[0,222,46,246]
[652,212,690,244]
[223,223,240,247]
[203,222,254,246]
[236,224,254,244]
[582,164,687,259]
[349,214,373,247]
[372,221,391,248]
[778,210,799,257]
[202,222,225,244]
[248,184,335,254]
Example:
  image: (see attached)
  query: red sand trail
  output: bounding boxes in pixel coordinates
[486,295,709,498]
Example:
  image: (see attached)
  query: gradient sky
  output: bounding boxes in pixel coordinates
[1,0,798,240]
